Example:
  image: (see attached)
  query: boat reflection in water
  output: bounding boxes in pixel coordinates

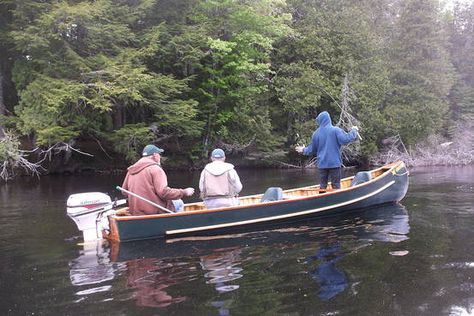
[200,247,243,293]
[68,202,410,307]
[200,247,243,315]
[68,242,125,298]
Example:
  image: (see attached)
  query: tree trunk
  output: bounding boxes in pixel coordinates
[0,70,5,139]
[112,102,125,129]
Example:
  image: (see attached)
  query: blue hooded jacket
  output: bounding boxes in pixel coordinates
[303,111,358,169]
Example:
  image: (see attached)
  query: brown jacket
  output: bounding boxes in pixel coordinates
[122,156,185,215]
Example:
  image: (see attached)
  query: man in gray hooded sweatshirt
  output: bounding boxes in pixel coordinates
[199,148,243,209]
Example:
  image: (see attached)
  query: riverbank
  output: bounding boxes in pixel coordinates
[2,126,473,181]
[371,127,474,168]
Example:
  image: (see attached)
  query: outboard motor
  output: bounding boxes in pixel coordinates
[67,192,126,241]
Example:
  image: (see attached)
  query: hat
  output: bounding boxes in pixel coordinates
[142,144,164,156]
[211,148,225,158]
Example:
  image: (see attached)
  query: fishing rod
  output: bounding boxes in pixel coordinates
[116,186,173,213]
[315,76,363,140]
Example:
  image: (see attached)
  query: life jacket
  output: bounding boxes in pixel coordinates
[202,169,237,199]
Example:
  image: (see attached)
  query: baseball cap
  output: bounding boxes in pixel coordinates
[211,148,225,158]
[142,144,164,156]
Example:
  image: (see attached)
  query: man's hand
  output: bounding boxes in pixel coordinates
[183,187,195,196]
[295,145,305,154]
[352,126,362,140]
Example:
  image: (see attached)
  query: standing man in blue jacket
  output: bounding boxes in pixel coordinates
[296,111,359,190]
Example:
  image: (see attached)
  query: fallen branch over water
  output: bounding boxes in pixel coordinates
[0,131,94,181]
[0,132,43,181]
[264,160,303,169]
[371,124,474,167]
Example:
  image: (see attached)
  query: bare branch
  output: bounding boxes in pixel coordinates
[216,136,257,154]
[0,132,44,181]
[370,122,474,167]
[1,135,95,181]
[335,74,362,161]
[89,134,113,159]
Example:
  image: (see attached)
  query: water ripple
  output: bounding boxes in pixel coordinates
[75,285,112,296]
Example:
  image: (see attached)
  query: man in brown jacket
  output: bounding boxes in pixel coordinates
[122,144,194,215]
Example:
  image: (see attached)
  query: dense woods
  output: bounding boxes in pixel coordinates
[0,0,473,179]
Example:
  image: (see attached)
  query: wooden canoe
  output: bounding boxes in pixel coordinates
[104,160,409,242]
[106,202,409,262]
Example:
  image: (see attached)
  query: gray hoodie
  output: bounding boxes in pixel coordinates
[199,161,243,208]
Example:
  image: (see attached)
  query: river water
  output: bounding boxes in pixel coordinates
[1,165,473,315]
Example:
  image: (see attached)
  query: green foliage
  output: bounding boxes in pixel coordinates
[14,75,85,135]
[0,131,21,162]
[448,3,474,125]
[273,62,332,143]
[9,0,202,159]
[2,0,471,171]
[190,0,292,153]
[154,99,204,137]
[450,81,474,122]
[274,0,394,155]
[109,123,155,162]
[36,126,80,146]
[384,0,454,147]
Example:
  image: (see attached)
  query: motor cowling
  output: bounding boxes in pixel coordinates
[67,192,112,215]
[67,192,114,241]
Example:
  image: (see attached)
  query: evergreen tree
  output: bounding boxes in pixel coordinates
[1,0,471,174]
[448,2,474,123]
[0,0,24,138]
[384,0,454,146]
[189,0,292,155]
[9,0,202,161]
[274,0,392,158]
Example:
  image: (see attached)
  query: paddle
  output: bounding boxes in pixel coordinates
[116,186,173,214]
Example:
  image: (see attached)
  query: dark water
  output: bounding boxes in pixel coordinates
[1,166,473,315]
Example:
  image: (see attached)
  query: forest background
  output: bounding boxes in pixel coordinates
[0,0,473,179]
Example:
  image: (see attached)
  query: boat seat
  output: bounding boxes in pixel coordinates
[351,171,372,186]
[261,187,283,202]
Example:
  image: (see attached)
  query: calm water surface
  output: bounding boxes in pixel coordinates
[1,166,473,315]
